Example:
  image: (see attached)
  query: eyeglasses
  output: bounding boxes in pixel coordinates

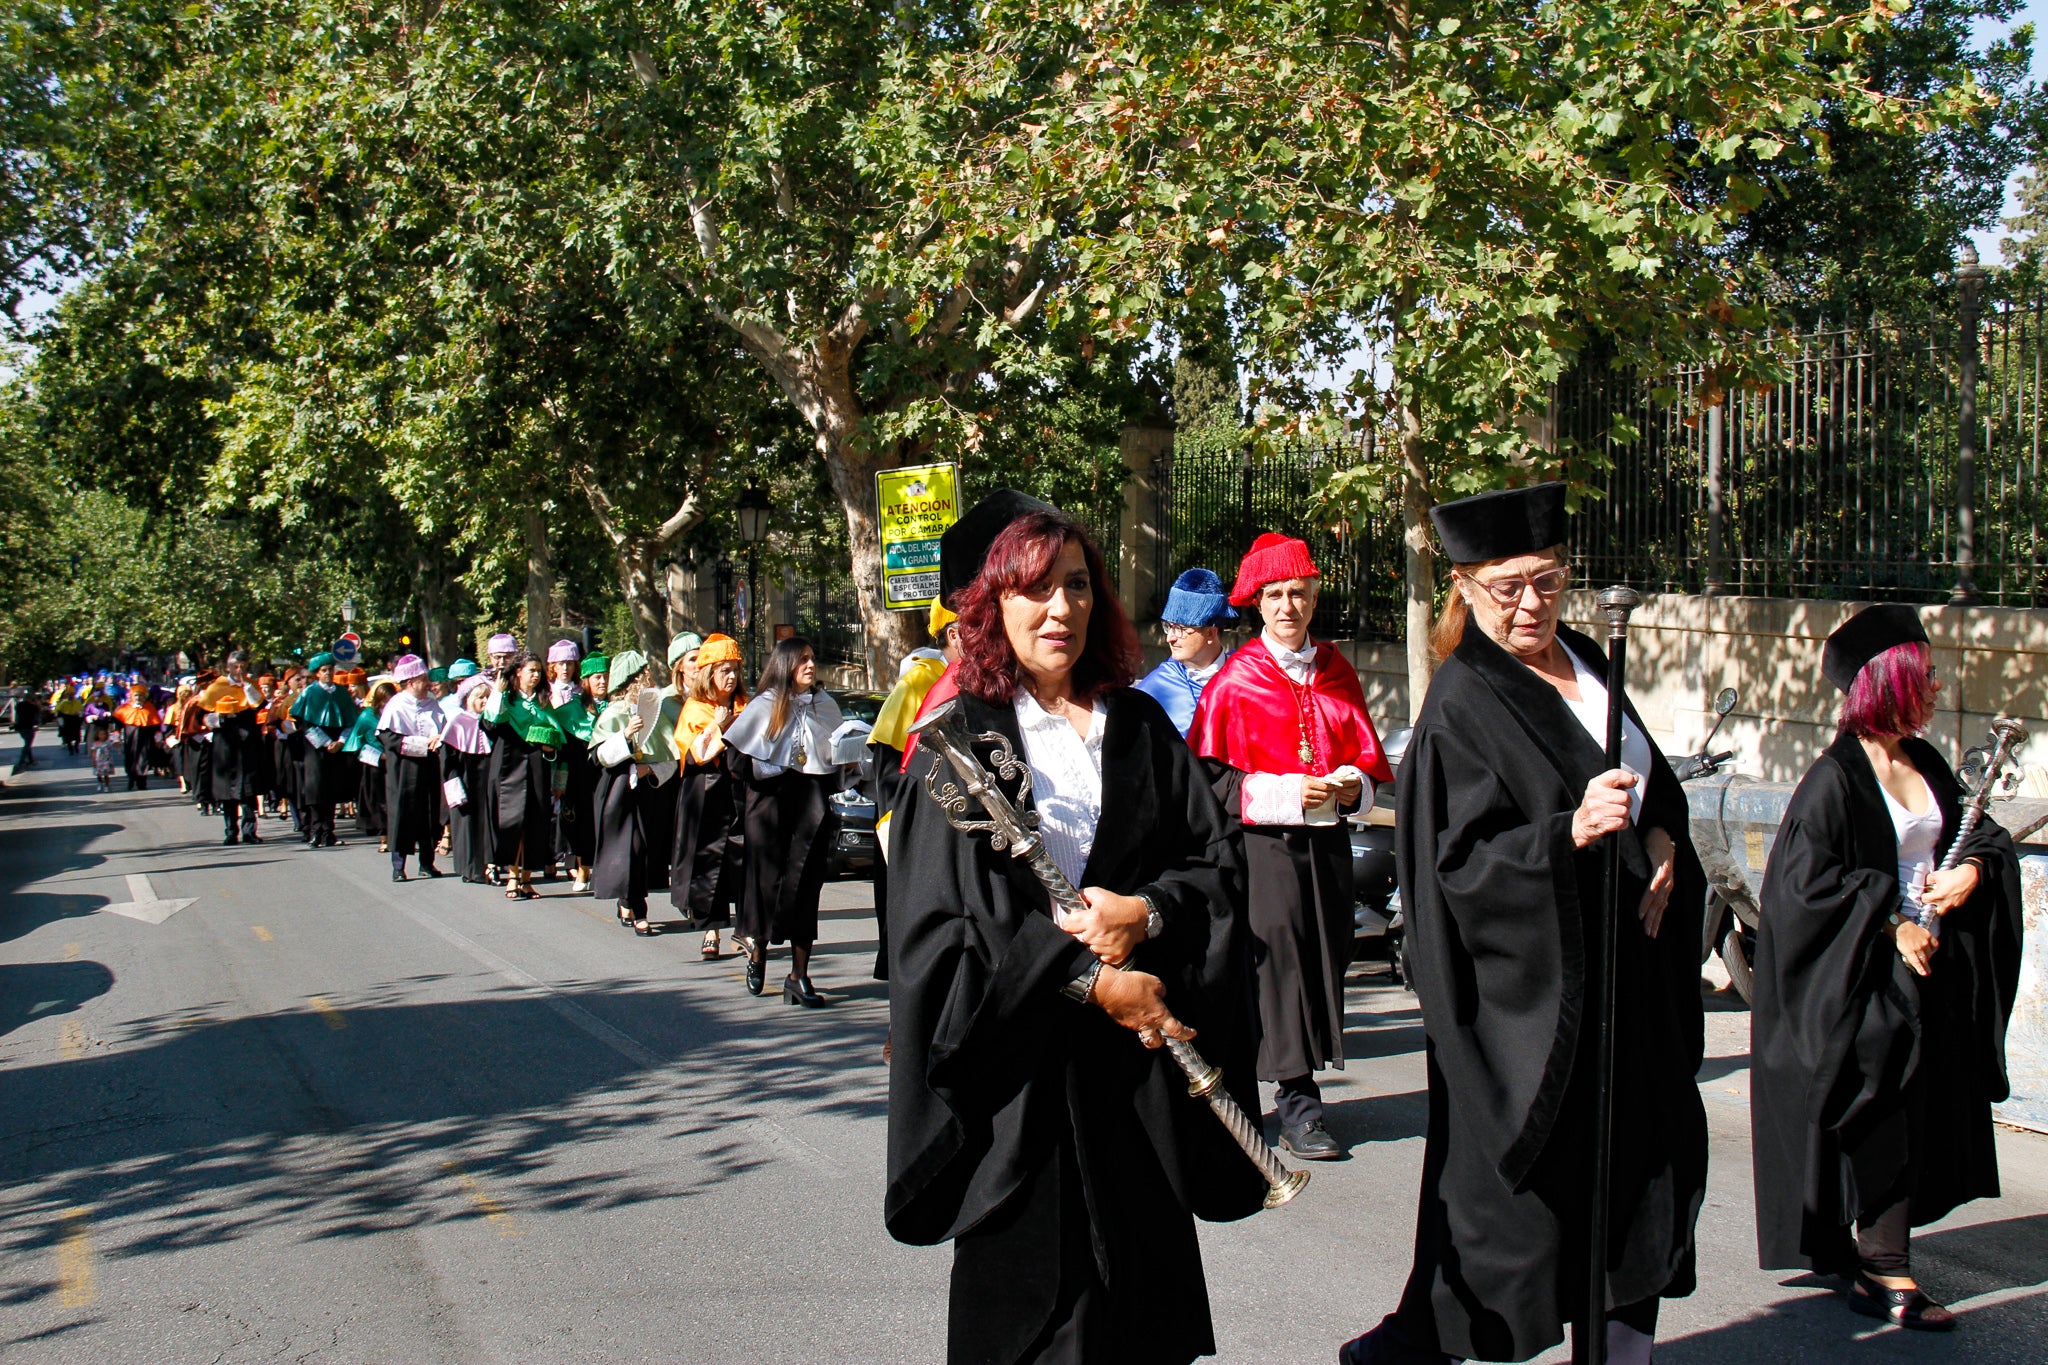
[1467,567,1571,606]
[1162,623,1201,642]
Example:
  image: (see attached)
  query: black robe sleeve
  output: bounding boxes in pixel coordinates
[1751,738,2024,1271]
[884,690,1263,1248]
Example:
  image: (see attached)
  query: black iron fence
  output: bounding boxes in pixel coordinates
[1566,282,2045,605]
[1147,280,2046,639]
[1153,433,1405,641]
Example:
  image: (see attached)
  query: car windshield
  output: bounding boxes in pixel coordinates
[831,691,884,724]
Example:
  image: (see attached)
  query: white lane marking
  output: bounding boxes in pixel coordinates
[98,871,196,924]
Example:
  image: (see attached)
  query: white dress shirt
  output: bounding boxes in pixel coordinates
[1013,690,1106,917]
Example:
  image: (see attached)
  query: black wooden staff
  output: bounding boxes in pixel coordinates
[1586,585,1641,1365]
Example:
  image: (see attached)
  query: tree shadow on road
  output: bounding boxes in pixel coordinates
[0,977,893,1312]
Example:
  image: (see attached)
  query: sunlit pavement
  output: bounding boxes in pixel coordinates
[3,736,2044,1363]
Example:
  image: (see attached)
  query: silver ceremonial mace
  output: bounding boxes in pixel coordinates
[908,697,1309,1209]
[1920,716,2027,930]
[1586,584,1642,1365]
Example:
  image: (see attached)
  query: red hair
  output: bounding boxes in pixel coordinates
[1837,641,1937,740]
[953,510,1141,704]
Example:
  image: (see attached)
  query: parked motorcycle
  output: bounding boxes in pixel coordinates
[1677,687,1761,1003]
[1351,728,1410,986]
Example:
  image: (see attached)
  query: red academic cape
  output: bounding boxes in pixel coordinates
[1186,637,1391,792]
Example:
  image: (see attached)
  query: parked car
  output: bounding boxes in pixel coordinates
[826,689,887,878]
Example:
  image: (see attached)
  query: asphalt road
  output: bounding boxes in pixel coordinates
[3,732,2045,1363]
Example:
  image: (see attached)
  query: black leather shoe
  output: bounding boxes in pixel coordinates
[1849,1274,1956,1331]
[744,951,765,997]
[1338,1320,1455,1365]
[782,975,825,1008]
[1280,1121,1345,1160]
[418,862,444,878]
[222,835,239,846]
[243,834,261,844]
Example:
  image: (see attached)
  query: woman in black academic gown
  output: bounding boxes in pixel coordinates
[722,636,849,1004]
[590,650,666,931]
[1346,484,1707,1365]
[669,634,748,960]
[377,656,445,881]
[482,652,563,900]
[1751,604,2023,1332]
[289,655,361,848]
[439,674,496,883]
[886,493,1267,1365]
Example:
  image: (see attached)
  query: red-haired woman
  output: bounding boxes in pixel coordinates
[885,491,1265,1365]
[1753,605,2023,1332]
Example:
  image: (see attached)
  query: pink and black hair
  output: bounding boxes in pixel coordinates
[1836,641,1937,740]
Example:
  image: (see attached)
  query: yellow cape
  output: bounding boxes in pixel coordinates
[869,655,948,752]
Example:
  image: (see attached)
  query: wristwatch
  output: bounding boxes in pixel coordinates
[1140,891,1164,940]
[1062,959,1105,1004]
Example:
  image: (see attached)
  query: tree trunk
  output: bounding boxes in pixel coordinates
[810,390,919,688]
[615,535,671,664]
[524,508,552,653]
[415,556,462,666]
[1399,401,1435,725]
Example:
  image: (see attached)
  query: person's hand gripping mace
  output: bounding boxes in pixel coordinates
[909,698,1309,1209]
[1919,716,2027,930]
[1585,585,1642,1365]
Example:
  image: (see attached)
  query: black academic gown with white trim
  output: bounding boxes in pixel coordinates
[1751,734,2022,1273]
[1387,624,1708,1362]
[885,688,1267,1365]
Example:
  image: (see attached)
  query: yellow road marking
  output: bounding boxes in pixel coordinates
[59,1020,86,1059]
[250,925,274,941]
[63,942,81,961]
[443,1162,522,1235]
[308,996,347,1031]
[56,1207,95,1308]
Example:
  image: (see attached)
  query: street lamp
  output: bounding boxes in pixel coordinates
[736,486,772,682]
[1952,243,1986,605]
[340,597,357,626]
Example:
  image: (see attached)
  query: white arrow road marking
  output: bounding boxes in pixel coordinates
[97,872,196,925]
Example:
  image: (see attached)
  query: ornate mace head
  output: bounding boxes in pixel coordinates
[910,698,1039,853]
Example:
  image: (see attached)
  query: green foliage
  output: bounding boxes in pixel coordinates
[918,0,1984,502]
[1724,0,2039,311]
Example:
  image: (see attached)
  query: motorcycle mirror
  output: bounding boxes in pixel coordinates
[1700,687,1740,751]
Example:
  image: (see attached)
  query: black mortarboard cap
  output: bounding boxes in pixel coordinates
[1822,604,1928,693]
[1428,483,1570,564]
[939,489,1057,600]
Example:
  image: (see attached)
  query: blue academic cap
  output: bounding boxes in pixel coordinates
[1161,568,1238,627]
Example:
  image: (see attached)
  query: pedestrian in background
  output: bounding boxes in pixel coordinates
[553,651,607,892]
[866,598,958,984]
[590,650,664,931]
[290,652,360,848]
[199,675,264,845]
[670,634,748,960]
[1187,533,1391,1161]
[483,651,562,900]
[723,636,847,1004]
[440,672,496,884]
[378,655,445,882]
[1133,567,1237,736]
[347,678,394,848]
[1751,604,2024,1332]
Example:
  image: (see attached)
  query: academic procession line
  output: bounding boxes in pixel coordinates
[9,482,2026,1365]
